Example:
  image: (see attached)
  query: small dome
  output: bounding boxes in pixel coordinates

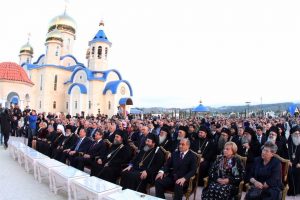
[0,62,34,85]
[48,13,77,34]
[46,28,63,42]
[20,43,33,54]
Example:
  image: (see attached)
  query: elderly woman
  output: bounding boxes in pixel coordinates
[32,122,48,150]
[202,141,245,200]
[245,141,283,200]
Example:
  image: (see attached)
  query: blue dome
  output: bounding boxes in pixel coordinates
[193,104,209,112]
[89,29,111,46]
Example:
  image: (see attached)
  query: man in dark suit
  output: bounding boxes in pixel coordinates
[130,123,143,147]
[90,122,98,139]
[66,129,93,164]
[71,129,108,173]
[121,133,165,193]
[104,122,118,143]
[256,125,267,148]
[155,138,197,200]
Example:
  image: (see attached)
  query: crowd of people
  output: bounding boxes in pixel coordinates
[0,103,300,200]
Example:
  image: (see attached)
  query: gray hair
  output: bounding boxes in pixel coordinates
[263,141,278,153]
[180,138,190,147]
[48,125,54,130]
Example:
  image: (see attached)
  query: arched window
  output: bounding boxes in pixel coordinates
[40,75,43,91]
[67,38,71,50]
[108,101,111,110]
[105,47,108,59]
[91,47,95,57]
[54,75,57,91]
[53,101,56,109]
[75,101,78,109]
[26,58,30,63]
[89,101,92,109]
[97,46,102,59]
[66,102,68,109]
[55,46,59,56]
[39,101,42,109]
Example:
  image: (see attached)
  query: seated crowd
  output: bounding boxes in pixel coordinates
[2,106,300,200]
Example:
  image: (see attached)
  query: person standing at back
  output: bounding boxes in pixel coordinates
[28,110,37,147]
[0,108,12,149]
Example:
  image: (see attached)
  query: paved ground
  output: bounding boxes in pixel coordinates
[0,138,67,200]
[0,137,299,200]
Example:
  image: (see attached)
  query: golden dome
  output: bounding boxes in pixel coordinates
[46,28,63,42]
[20,43,33,54]
[48,14,77,34]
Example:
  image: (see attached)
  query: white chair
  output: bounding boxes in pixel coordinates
[23,150,49,174]
[50,166,89,200]
[70,176,122,200]
[17,146,37,166]
[34,158,67,190]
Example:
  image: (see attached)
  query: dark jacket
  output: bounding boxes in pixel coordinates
[104,143,132,168]
[71,137,93,153]
[161,150,197,181]
[0,111,11,134]
[209,155,245,186]
[249,156,283,200]
[191,137,216,162]
[131,147,165,181]
[61,133,78,150]
[88,139,108,160]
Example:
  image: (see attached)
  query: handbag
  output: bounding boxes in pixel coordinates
[246,186,262,199]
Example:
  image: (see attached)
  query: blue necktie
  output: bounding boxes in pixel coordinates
[75,138,83,151]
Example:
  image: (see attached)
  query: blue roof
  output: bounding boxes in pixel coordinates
[33,54,45,64]
[60,54,84,65]
[89,29,112,46]
[68,83,87,94]
[65,68,122,84]
[192,104,209,112]
[24,63,79,72]
[103,80,133,96]
[119,97,133,105]
[288,103,298,115]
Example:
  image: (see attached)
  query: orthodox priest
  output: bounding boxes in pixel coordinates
[120,134,165,193]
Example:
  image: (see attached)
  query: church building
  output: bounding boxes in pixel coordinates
[0,11,133,117]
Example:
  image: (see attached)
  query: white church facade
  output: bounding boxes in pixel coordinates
[0,11,133,117]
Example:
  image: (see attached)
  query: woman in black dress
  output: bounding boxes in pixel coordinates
[202,141,245,200]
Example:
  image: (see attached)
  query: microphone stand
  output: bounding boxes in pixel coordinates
[136,146,159,192]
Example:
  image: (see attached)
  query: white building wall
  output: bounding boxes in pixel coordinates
[60,31,76,56]
[44,41,62,65]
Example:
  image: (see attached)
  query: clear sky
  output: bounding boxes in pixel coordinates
[1,0,300,108]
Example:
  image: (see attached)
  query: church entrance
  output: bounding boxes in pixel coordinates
[6,92,20,107]
[118,97,133,117]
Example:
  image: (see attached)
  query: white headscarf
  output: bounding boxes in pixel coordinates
[57,124,65,136]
